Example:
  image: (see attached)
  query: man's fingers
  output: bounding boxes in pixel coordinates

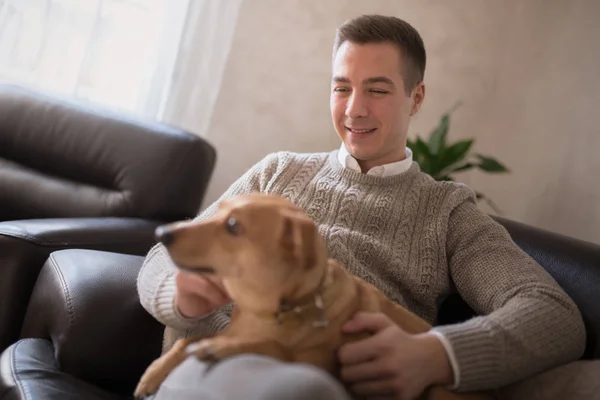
[342,312,394,334]
[338,333,386,365]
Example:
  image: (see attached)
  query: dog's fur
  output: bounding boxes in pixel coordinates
[134,193,492,400]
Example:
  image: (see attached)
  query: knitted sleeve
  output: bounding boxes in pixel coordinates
[432,188,586,392]
[136,152,283,335]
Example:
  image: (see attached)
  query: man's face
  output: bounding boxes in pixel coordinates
[330,41,424,171]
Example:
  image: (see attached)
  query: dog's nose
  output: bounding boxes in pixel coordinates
[155,226,175,247]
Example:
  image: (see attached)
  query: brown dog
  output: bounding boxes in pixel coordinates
[134,193,492,400]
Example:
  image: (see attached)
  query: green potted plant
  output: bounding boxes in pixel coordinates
[407,106,509,213]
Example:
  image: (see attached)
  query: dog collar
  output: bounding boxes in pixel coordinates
[257,263,333,328]
[275,290,329,328]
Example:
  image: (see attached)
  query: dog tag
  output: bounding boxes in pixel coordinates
[313,294,329,328]
[313,319,329,328]
[314,294,324,310]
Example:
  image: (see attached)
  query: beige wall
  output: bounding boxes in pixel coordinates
[194,0,600,243]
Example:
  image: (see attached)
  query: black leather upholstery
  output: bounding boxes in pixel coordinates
[0,84,215,221]
[0,84,216,352]
[0,218,160,247]
[0,339,130,400]
[0,249,159,400]
[19,250,163,396]
[0,218,160,352]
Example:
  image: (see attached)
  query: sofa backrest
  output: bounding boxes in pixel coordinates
[0,84,215,222]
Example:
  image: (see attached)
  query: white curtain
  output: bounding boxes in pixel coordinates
[160,0,242,137]
[0,0,190,120]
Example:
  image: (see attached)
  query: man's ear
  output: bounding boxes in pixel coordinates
[280,210,317,270]
[409,82,425,116]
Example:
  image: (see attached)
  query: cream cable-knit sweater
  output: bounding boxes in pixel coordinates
[137,150,585,392]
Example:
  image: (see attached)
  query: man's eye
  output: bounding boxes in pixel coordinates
[226,217,242,236]
[369,89,389,94]
[333,87,350,93]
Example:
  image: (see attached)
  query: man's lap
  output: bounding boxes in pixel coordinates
[153,354,351,400]
[149,352,600,400]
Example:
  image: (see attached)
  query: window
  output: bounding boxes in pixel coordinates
[0,0,190,119]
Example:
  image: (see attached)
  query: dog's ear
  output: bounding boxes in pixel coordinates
[280,210,317,270]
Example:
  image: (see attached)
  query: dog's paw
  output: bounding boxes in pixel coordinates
[186,339,219,362]
[133,378,160,400]
[133,394,154,400]
[186,338,237,363]
[133,361,170,399]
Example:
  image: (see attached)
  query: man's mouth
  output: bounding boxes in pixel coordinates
[346,127,377,134]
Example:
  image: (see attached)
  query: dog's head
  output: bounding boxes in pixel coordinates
[156,193,328,314]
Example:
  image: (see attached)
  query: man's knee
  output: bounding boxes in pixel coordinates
[154,357,213,399]
[155,355,350,400]
[259,362,350,400]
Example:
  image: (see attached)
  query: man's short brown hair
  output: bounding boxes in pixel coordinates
[333,15,426,94]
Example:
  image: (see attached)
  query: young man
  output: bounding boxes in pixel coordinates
[137,15,585,400]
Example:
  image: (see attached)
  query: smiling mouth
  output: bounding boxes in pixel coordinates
[177,264,216,275]
[346,127,376,134]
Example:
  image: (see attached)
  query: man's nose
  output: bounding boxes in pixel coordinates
[345,92,368,119]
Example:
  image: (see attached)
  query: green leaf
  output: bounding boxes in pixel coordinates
[475,154,509,173]
[434,139,473,174]
[447,162,475,174]
[428,114,450,155]
[412,136,433,173]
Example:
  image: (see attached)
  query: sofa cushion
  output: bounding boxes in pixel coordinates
[0,339,127,400]
[498,360,600,400]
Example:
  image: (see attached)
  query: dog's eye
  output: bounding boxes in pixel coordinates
[226,217,242,236]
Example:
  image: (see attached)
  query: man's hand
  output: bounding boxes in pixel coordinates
[338,312,454,400]
[174,271,231,319]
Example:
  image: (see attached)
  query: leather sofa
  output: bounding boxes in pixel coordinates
[0,216,598,399]
[0,84,216,353]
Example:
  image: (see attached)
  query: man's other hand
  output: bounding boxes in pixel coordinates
[338,312,454,400]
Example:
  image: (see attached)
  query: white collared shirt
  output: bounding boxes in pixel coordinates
[337,144,413,176]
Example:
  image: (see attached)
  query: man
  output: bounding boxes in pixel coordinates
[137,15,585,400]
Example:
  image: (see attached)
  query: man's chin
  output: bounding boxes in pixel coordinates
[344,144,377,161]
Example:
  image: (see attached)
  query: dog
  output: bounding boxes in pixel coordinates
[134,193,493,400]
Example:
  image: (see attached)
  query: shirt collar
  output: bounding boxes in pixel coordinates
[337,144,413,177]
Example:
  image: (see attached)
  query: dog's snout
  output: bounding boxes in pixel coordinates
[155,226,175,247]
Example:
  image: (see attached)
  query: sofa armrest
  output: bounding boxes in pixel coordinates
[0,339,128,400]
[0,217,162,251]
[19,249,164,396]
[0,217,163,351]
